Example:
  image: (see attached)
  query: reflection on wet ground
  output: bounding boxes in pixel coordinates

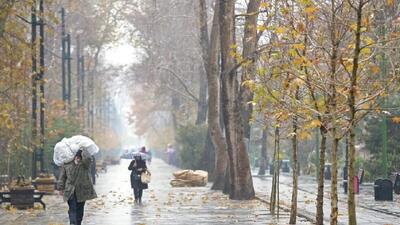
[0,158,311,225]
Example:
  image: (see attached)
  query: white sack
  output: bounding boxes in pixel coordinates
[53,135,99,166]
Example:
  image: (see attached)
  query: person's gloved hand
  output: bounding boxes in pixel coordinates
[75,149,83,158]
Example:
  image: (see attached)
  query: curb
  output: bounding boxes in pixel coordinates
[254,194,318,224]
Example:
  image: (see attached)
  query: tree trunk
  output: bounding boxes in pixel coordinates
[223,165,230,195]
[347,1,364,224]
[219,0,255,200]
[258,128,268,175]
[196,66,208,125]
[329,1,340,223]
[270,126,279,215]
[200,130,215,180]
[316,127,327,225]
[289,102,299,224]
[240,0,261,139]
[196,0,209,125]
[330,137,339,224]
[201,0,228,191]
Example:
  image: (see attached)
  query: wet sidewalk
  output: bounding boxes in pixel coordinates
[253,172,400,224]
[0,158,311,225]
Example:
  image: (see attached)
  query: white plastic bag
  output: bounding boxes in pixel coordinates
[53,139,75,166]
[53,135,99,166]
[66,135,99,156]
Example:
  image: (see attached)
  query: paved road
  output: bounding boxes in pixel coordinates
[0,158,311,225]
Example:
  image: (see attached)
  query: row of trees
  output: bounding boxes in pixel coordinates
[125,1,400,225]
[0,0,125,178]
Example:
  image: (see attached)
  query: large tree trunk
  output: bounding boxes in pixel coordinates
[316,127,327,225]
[200,130,215,180]
[196,0,209,125]
[200,0,228,191]
[240,0,261,139]
[258,128,268,175]
[219,0,255,200]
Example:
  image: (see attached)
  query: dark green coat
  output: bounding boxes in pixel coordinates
[58,149,97,202]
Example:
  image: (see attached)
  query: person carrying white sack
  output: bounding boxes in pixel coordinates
[53,135,99,225]
[58,148,97,225]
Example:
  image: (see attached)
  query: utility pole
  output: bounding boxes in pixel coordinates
[315,129,320,179]
[378,8,388,178]
[81,55,85,107]
[31,0,38,178]
[88,70,94,134]
[60,7,67,109]
[38,0,45,173]
[77,35,81,108]
[81,55,86,128]
[67,33,72,108]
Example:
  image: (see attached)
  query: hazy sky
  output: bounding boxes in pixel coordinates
[104,42,145,149]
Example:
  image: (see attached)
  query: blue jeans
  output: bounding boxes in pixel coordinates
[67,192,85,225]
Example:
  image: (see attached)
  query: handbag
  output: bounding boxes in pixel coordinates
[141,170,151,184]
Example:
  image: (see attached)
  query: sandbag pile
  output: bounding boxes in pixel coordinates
[53,135,99,166]
[170,170,208,187]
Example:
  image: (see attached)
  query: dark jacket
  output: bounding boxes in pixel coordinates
[58,149,97,202]
[128,159,148,190]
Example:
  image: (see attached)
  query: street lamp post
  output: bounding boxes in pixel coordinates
[344,135,349,194]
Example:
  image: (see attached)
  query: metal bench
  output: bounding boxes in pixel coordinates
[0,191,47,210]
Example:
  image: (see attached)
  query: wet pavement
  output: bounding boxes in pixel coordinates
[0,158,311,225]
[253,172,400,224]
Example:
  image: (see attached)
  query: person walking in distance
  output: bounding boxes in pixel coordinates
[166,144,176,166]
[58,149,97,225]
[128,152,149,205]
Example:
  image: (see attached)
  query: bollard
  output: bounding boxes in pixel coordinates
[354,176,359,194]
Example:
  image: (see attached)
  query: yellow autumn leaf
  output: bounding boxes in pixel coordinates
[361,47,371,55]
[299,130,312,140]
[370,65,380,74]
[242,80,256,90]
[293,57,303,66]
[260,2,269,8]
[293,43,305,50]
[363,36,374,46]
[305,6,317,16]
[310,119,322,128]
[392,116,400,124]
[387,0,394,6]
[289,48,297,57]
[257,25,266,32]
[350,23,358,31]
[275,27,286,34]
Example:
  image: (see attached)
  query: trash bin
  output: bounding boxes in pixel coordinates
[394,174,400,195]
[281,160,290,173]
[374,179,393,201]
